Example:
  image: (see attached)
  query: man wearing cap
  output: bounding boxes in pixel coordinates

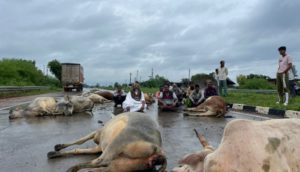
[276,46,293,106]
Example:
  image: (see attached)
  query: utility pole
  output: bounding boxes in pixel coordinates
[129,73,132,84]
[151,68,154,79]
[188,68,191,82]
[136,70,139,82]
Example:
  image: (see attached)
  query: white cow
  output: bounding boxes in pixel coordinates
[173,119,300,172]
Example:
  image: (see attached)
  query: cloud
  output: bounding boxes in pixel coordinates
[0,0,299,85]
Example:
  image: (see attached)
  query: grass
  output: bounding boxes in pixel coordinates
[0,87,62,99]
[224,92,300,111]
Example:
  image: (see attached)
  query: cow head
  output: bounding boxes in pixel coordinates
[9,107,25,119]
[54,95,74,115]
[172,129,214,172]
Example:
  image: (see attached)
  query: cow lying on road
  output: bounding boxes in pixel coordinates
[184,96,227,117]
[95,91,114,100]
[47,112,167,172]
[172,118,300,172]
[82,92,110,104]
[9,96,94,119]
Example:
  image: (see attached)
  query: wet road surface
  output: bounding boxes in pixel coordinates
[0,96,274,172]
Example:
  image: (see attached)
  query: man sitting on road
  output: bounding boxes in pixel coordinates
[171,83,183,105]
[113,85,126,107]
[158,84,178,109]
[123,82,146,112]
[204,80,218,99]
[188,84,205,107]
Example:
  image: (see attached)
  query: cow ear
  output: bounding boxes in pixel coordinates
[179,151,210,166]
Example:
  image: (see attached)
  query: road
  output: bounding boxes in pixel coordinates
[0,93,275,172]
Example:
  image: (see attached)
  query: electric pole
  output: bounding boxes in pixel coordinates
[188,68,191,82]
[129,73,132,84]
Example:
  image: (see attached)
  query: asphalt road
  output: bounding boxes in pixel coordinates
[0,94,272,172]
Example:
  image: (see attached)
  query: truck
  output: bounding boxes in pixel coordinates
[61,63,84,92]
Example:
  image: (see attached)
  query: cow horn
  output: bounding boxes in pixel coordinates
[194,129,210,148]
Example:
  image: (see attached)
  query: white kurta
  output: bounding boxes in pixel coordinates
[122,92,147,112]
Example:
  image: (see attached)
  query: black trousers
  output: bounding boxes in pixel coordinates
[113,95,126,106]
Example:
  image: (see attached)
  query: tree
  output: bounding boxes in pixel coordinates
[47,59,62,82]
[181,78,190,87]
[191,73,215,87]
[237,74,247,86]
[140,75,169,88]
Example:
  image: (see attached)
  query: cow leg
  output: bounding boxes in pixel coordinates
[185,107,207,112]
[66,157,108,172]
[195,110,216,116]
[47,146,102,159]
[53,131,97,151]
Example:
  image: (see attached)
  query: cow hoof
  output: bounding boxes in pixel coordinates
[47,151,61,159]
[54,144,64,151]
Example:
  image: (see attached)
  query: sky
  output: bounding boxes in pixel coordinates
[1,0,300,85]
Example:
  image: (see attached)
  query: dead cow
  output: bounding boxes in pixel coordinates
[95,91,114,100]
[172,119,300,172]
[65,95,94,113]
[47,112,167,172]
[82,92,109,104]
[9,96,94,119]
[184,96,226,117]
[9,97,72,119]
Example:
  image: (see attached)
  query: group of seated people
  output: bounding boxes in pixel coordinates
[112,80,218,113]
[185,80,218,107]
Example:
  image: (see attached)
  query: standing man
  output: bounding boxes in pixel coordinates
[218,60,228,96]
[276,46,292,106]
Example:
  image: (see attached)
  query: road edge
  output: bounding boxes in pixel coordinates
[228,103,300,119]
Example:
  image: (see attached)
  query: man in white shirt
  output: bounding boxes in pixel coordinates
[218,60,228,96]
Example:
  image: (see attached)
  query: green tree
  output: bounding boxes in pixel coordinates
[141,75,169,88]
[237,74,247,86]
[191,73,215,87]
[181,78,190,87]
[47,59,62,82]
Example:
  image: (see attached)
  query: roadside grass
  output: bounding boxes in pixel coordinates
[0,87,62,99]
[224,92,300,111]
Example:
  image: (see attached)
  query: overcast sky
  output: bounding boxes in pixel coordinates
[1,0,299,85]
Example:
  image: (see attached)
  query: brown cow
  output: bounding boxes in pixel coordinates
[47,112,167,172]
[82,92,110,104]
[172,119,300,172]
[95,91,114,100]
[184,96,226,117]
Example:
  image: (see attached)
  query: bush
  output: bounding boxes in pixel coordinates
[0,58,60,87]
[238,78,275,90]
